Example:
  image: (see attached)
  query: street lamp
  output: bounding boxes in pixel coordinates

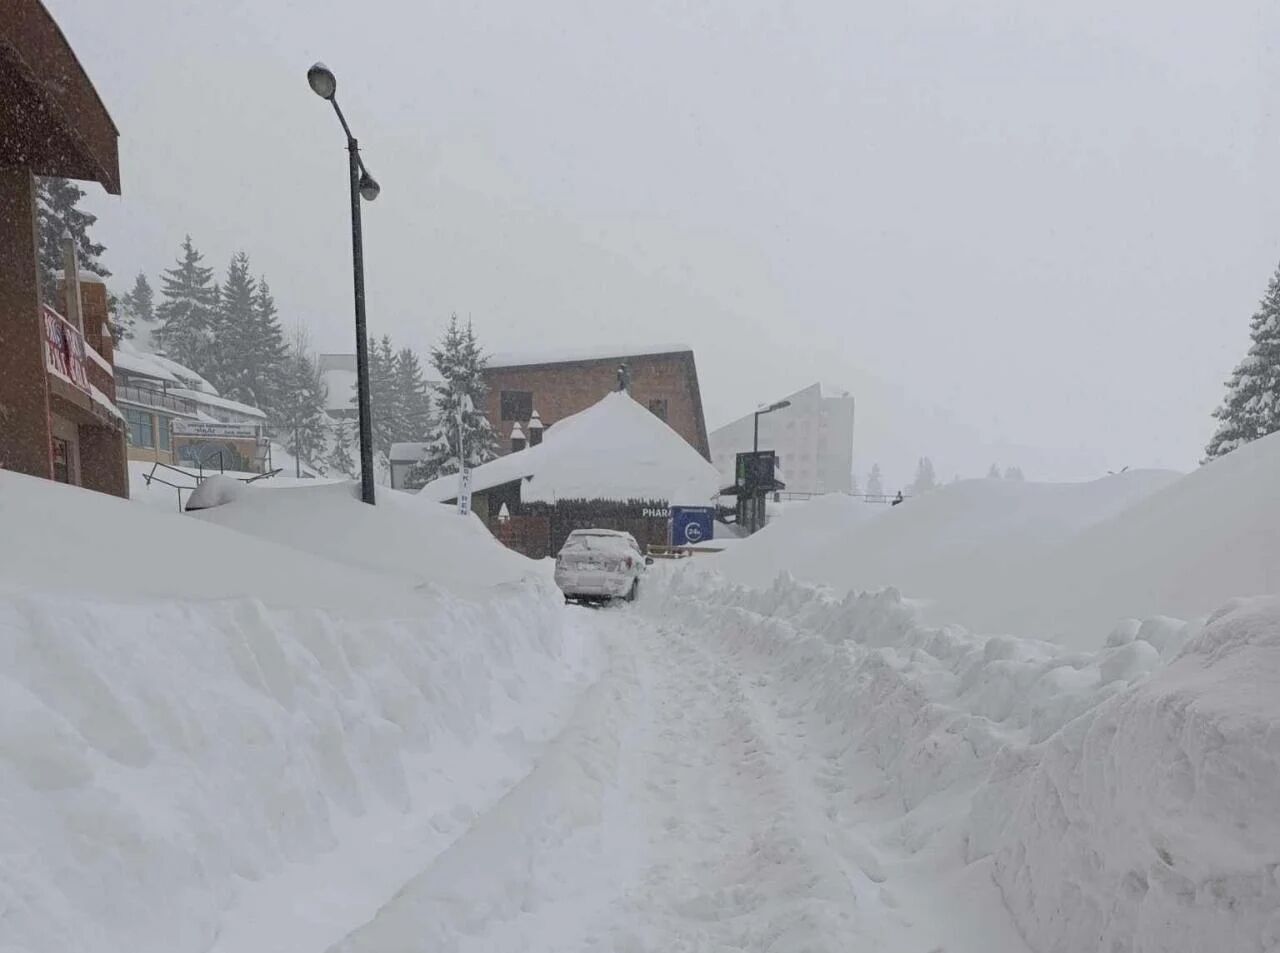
[307,61,379,505]
[748,399,791,532]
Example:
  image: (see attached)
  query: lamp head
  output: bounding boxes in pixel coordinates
[307,62,337,100]
[358,170,380,201]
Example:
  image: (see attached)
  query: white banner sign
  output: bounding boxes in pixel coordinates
[171,420,261,438]
[457,468,473,517]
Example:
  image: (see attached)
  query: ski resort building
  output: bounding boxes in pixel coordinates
[709,383,855,496]
[480,345,711,460]
[0,3,128,497]
[417,391,722,558]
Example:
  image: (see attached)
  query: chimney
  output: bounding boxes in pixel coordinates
[527,410,544,446]
[510,422,526,452]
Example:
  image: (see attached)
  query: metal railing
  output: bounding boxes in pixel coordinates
[116,384,197,415]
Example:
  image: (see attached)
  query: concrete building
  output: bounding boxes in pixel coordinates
[481,345,710,460]
[0,3,128,497]
[710,383,855,496]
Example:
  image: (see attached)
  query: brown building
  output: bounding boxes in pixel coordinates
[482,346,711,460]
[0,1,128,497]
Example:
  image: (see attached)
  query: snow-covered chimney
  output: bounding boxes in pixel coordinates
[510,422,526,452]
[527,410,544,446]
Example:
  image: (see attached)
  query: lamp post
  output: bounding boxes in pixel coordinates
[749,399,791,533]
[307,62,380,505]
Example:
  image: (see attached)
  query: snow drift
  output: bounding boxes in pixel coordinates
[0,471,593,953]
[644,567,1280,953]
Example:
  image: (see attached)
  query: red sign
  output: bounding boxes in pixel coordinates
[42,305,91,393]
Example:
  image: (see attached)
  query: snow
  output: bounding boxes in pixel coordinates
[0,468,592,953]
[417,391,723,505]
[714,468,1183,644]
[112,346,181,384]
[84,343,113,374]
[389,441,428,462]
[486,342,692,368]
[184,473,248,510]
[645,565,1280,953]
[89,383,124,421]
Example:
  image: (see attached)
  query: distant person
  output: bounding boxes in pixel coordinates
[891,490,904,506]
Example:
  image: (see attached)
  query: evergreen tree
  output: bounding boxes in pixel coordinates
[277,327,329,472]
[1205,261,1280,460]
[210,252,257,396]
[910,457,937,495]
[114,272,156,342]
[356,335,400,455]
[1004,465,1025,481]
[392,347,433,441]
[35,177,109,305]
[866,463,884,499]
[250,277,288,418]
[155,236,217,373]
[412,316,498,485]
[326,417,358,477]
[986,463,1002,479]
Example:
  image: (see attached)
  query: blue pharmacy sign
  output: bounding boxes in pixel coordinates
[671,506,715,546]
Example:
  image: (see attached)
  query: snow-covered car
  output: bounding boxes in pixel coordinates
[554,529,651,603]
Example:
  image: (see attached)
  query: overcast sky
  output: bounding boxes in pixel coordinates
[53,0,1280,487]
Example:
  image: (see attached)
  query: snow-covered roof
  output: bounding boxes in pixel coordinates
[486,343,693,369]
[89,384,123,422]
[113,347,180,384]
[168,387,267,420]
[318,355,357,413]
[417,391,723,505]
[390,442,429,462]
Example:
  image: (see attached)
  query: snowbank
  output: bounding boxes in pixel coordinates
[0,472,595,953]
[184,473,247,510]
[642,566,1280,953]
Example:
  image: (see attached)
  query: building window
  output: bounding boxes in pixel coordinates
[52,437,72,484]
[158,416,171,451]
[500,390,533,421]
[125,407,154,448]
[648,398,668,421]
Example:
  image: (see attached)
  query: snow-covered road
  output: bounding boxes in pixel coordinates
[329,604,1029,953]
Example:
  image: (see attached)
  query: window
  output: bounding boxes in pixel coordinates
[501,390,532,421]
[125,408,154,448]
[51,437,72,484]
[648,398,668,421]
[158,415,171,451]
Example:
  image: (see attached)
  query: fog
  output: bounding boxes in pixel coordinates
[52,0,1280,486]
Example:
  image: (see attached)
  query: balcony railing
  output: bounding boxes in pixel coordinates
[116,383,197,415]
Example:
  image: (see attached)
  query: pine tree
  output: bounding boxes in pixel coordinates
[413,316,498,485]
[277,327,329,472]
[325,417,358,477]
[155,236,217,373]
[910,457,937,495]
[986,463,1002,479]
[1004,465,1025,481]
[114,273,156,342]
[356,335,400,455]
[250,277,288,419]
[1205,262,1280,460]
[866,463,884,499]
[35,177,109,305]
[392,347,432,441]
[210,252,257,396]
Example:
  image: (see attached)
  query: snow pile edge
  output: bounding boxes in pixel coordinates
[0,579,593,953]
[641,568,1280,953]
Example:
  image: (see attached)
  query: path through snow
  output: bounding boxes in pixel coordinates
[327,605,1029,953]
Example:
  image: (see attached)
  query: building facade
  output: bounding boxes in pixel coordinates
[481,346,710,459]
[710,383,855,496]
[0,1,128,497]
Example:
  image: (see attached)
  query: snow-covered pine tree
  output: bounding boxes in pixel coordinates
[393,347,432,442]
[155,236,217,372]
[210,252,257,396]
[325,417,358,477]
[248,277,288,420]
[1204,261,1280,461]
[35,177,109,305]
[986,463,1002,479]
[910,457,937,495]
[866,463,884,499]
[413,315,498,485]
[114,273,155,342]
[278,327,329,472]
[1004,466,1025,480]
